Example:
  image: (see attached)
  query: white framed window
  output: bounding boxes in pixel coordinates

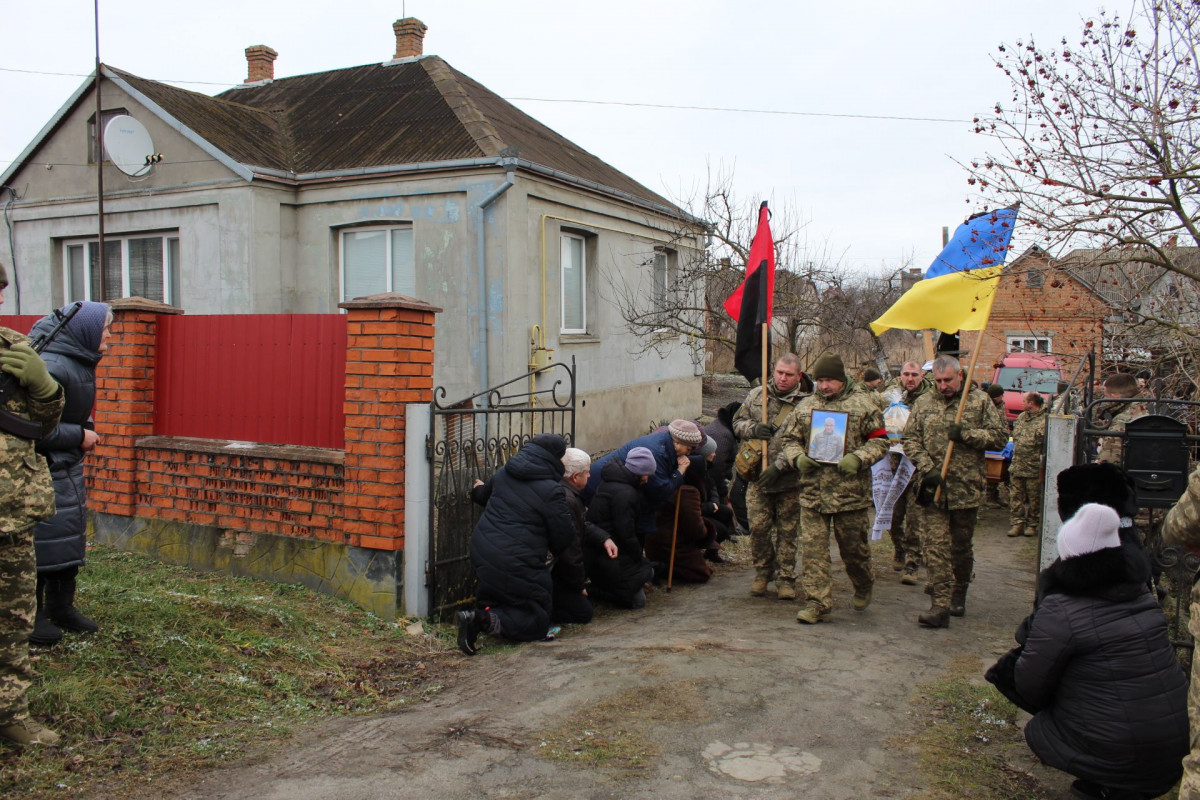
[561,233,586,333]
[1007,336,1051,353]
[652,249,669,307]
[63,233,179,304]
[339,226,415,302]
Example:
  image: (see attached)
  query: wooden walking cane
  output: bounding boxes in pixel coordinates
[666,487,683,592]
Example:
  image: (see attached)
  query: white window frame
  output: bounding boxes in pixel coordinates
[338,224,415,305]
[62,232,179,304]
[560,233,587,334]
[1007,336,1052,354]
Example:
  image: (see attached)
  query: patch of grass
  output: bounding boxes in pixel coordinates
[536,680,707,770]
[3,546,456,799]
[910,654,1053,800]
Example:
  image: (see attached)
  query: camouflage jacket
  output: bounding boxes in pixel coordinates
[1010,408,1047,478]
[733,379,810,493]
[0,326,64,534]
[778,385,889,513]
[1164,464,1200,550]
[902,385,1008,510]
[1095,400,1148,465]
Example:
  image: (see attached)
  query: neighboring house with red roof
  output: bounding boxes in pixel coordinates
[0,18,704,449]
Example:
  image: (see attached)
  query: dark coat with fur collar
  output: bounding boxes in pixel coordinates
[1013,546,1188,796]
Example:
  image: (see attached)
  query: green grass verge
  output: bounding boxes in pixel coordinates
[910,654,1052,800]
[2,546,456,799]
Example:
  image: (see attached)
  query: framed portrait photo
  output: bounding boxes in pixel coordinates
[809,410,849,464]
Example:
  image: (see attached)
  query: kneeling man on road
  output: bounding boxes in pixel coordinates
[774,353,889,624]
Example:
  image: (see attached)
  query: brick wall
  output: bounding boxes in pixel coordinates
[976,254,1109,378]
[87,293,440,617]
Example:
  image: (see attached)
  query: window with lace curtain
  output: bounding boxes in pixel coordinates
[62,233,180,305]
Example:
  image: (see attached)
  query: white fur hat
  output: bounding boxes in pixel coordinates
[1056,503,1121,560]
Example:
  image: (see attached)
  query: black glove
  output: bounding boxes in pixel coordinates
[916,472,946,506]
[757,464,784,489]
[946,423,965,443]
[750,422,775,440]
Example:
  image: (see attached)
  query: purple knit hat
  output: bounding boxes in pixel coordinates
[63,301,110,352]
[625,447,656,476]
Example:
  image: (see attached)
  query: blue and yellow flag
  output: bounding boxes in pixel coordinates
[870,206,1018,335]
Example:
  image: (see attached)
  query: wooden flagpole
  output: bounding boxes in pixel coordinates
[761,321,769,472]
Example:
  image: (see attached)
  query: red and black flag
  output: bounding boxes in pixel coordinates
[723,201,775,383]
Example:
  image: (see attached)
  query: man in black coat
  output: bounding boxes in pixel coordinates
[458,434,577,655]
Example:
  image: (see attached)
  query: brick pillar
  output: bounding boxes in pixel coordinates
[338,293,439,550]
[90,297,183,516]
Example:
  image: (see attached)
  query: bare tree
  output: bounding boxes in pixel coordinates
[606,164,916,374]
[965,0,1200,349]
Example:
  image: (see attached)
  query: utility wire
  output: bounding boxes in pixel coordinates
[1,65,973,124]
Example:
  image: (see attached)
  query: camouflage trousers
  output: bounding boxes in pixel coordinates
[1009,475,1043,535]
[918,506,978,608]
[746,485,802,584]
[799,506,873,612]
[1181,594,1200,800]
[888,484,923,569]
[0,527,36,726]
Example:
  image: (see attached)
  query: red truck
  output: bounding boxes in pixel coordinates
[991,353,1062,422]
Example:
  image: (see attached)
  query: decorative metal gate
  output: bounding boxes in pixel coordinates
[426,358,576,619]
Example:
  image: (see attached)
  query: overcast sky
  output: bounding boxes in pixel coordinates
[2,0,1116,276]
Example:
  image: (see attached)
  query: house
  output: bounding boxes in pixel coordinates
[0,18,704,450]
[976,245,1110,379]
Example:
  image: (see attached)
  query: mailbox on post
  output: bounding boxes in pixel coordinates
[1124,414,1189,508]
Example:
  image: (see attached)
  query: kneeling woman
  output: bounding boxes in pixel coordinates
[1012,503,1187,800]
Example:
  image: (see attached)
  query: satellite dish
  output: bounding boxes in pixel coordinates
[103,115,156,177]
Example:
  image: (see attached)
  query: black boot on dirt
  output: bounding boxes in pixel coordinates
[456,610,481,656]
[948,587,967,618]
[46,573,98,634]
[918,606,950,629]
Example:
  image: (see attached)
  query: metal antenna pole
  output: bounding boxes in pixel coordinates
[94,0,107,301]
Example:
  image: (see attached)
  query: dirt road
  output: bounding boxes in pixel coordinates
[166,507,1063,800]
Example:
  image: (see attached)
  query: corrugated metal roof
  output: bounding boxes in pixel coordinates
[110,56,678,213]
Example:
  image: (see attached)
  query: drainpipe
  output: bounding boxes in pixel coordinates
[474,165,515,403]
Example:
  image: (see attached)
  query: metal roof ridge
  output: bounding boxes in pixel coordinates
[420,57,504,158]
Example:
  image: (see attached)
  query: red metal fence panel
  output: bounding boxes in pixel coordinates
[0,315,46,335]
[155,315,347,449]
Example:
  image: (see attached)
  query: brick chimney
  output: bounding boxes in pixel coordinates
[393,18,427,59]
[245,45,278,83]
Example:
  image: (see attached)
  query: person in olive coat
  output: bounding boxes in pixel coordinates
[457,434,577,655]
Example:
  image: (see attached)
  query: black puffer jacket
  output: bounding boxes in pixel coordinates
[469,439,577,639]
[31,314,103,572]
[1014,546,1188,797]
[585,458,654,602]
[703,402,739,498]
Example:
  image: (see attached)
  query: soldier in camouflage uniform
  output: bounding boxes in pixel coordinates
[774,353,890,624]
[884,361,929,583]
[733,354,810,600]
[0,261,66,746]
[1095,372,1147,466]
[1008,391,1046,538]
[902,355,1007,629]
[1163,464,1200,800]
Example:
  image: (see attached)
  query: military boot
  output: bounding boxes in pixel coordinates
[900,564,919,586]
[795,602,829,625]
[918,605,950,628]
[1007,523,1024,538]
[776,580,796,601]
[1023,526,1039,538]
[949,586,967,617]
[0,718,60,746]
[749,572,771,597]
[852,585,873,611]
